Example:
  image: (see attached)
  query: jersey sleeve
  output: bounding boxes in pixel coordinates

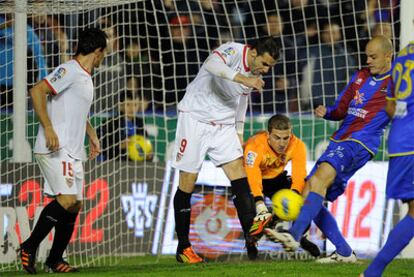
[290,139,307,193]
[204,43,240,81]
[324,71,358,121]
[44,65,73,95]
[212,43,240,66]
[204,54,238,81]
[244,141,264,199]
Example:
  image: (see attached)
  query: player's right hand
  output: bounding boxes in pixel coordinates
[314,105,327,118]
[243,76,265,91]
[45,126,59,151]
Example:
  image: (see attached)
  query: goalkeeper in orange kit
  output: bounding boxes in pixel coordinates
[245,114,320,257]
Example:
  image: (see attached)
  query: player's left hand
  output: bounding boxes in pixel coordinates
[89,136,101,160]
[45,126,59,151]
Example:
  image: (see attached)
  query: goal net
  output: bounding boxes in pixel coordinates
[0,0,406,272]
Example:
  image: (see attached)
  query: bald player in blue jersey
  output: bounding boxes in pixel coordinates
[272,36,393,263]
[362,40,414,277]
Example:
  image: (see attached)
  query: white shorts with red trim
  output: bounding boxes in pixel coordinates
[172,112,243,173]
[35,148,84,200]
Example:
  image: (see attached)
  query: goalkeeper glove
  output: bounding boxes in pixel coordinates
[254,203,272,222]
[249,202,272,238]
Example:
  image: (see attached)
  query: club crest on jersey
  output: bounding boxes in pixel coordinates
[222,47,236,58]
[246,151,257,167]
[355,78,363,85]
[353,90,365,105]
[65,177,74,188]
[50,67,67,83]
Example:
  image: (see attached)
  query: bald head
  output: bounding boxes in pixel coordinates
[366,35,393,75]
[368,35,393,54]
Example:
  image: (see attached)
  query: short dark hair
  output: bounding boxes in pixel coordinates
[252,36,281,60]
[268,114,291,132]
[75,28,108,56]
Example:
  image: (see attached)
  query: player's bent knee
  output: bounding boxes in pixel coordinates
[308,163,336,194]
[308,175,328,196]
[316,163,336,183]
[178,171,198,193]
[222,158,246,180]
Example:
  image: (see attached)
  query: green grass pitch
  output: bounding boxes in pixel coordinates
[3,256,414,276]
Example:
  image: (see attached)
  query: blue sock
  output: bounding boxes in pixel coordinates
[290,192,324,241]
[364,215,414,277]
[314,206,352,256]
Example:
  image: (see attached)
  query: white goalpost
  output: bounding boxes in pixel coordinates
[0,0,411,272]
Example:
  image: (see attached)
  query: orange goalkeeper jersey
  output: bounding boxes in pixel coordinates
[244,131,307,198]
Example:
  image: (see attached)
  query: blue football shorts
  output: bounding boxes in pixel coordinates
[307,140,372,202]
[386,155,414,202]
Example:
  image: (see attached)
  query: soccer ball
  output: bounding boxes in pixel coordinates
[271,189,304,221]
[128,135,153,161]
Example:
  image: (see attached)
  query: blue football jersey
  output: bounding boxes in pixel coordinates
[387,42,414,157]
[324,68,391,156]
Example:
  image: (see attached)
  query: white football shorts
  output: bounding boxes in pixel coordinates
[34,148,84,200]
[172,112,243,173]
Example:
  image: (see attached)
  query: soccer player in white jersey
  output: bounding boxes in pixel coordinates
[20,28,108,274]
[172,37,280,263]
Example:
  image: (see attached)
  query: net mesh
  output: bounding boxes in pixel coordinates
[0,0,403,272]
